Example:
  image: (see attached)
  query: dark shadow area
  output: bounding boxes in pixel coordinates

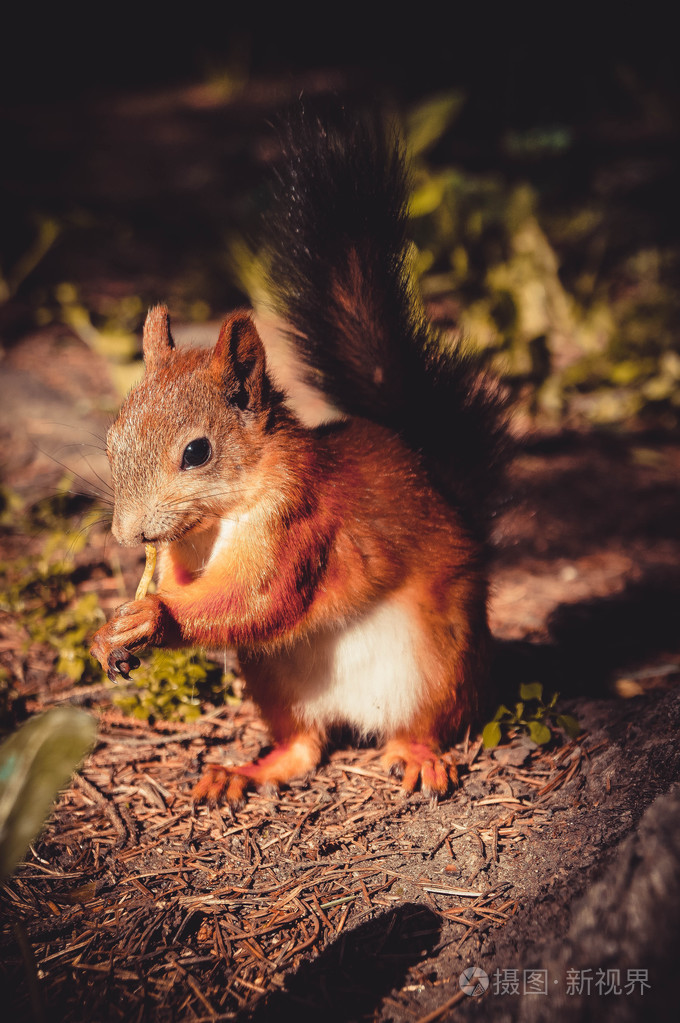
[494,432,680,567]
[492,567,680,705]
[243,904,441,1023]
[2,15,679,347]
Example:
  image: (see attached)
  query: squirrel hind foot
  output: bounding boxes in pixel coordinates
[192,764,250,809]
[382,739,459,798]
[192,734,323,809]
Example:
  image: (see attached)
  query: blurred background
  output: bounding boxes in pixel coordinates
[1,7,679,430]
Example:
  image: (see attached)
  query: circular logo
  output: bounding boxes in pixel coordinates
[459,966,489,997]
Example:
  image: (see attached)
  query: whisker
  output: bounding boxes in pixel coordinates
[78,454,113,497]
[28,442,112,502]
[82,517,112,540]
[162,485,253,509]
[56,447,113,498]
[38,420,109,450]
[69,492,113,509]
[50,442,107,459]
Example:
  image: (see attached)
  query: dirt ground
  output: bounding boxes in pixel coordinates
[2,71,680,1022]
[2,322,680,1022]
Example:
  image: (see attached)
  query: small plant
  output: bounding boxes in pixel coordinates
[112,648,233,722]
[0,707,96,878]
[482,682,580,748]
[0,487,108,690]
[1,484,238,721]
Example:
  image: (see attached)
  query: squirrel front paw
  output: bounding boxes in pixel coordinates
[90,595,162,681]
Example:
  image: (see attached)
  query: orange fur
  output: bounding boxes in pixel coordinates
[91,307,492,807]
[192,733,323,807]
[382,739,459,797]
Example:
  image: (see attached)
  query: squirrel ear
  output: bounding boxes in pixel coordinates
[142,305,175,369]
[211,312,266,409]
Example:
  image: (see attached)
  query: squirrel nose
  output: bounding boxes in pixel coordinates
[112,507,147,548]
[112,524,144,548]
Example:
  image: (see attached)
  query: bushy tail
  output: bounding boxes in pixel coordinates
[252,102,508,540]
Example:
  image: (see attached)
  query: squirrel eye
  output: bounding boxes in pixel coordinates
[181,437,212,469]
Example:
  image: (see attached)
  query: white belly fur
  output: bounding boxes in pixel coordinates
[250,598,423,739]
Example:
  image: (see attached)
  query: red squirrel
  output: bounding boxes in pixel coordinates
[90,106,507,806]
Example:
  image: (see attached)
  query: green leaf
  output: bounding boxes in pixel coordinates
[492,704,512,721]
[482,721,503,748]
[527,721,552,745]
[520,682,543,702]
[556,714,581,738]
[409,176,448,218]
[405,91,466,157]
[0,708,97,878]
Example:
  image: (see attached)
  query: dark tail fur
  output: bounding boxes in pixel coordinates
[256,102,508,540]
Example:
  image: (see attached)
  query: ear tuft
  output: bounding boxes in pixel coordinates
[211,312,266,409]
[143,305,175,369]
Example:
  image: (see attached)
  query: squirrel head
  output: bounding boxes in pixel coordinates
[107,306,281,547]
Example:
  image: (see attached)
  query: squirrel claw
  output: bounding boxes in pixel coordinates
[192,764,249,810]
[382,740,458,798]
[105,647,141,682]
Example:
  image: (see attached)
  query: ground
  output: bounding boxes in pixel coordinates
[2,69,680,1022]
[2,323,680,1021]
